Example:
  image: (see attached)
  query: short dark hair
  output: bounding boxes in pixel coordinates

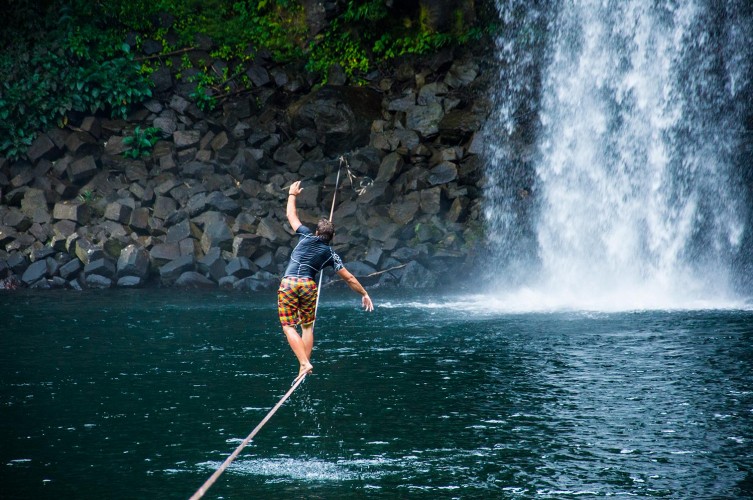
[316,218,335,244]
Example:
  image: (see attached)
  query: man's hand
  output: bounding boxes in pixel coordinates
[362,294,374,312]
[289,180,303,197]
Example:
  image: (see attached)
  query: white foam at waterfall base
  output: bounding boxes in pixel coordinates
[484,0,751,311]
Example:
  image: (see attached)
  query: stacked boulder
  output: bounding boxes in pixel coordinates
[0,45,490,291]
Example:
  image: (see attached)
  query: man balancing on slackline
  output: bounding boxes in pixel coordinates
[279,180,374,379]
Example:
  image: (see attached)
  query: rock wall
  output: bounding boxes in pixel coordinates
[0,45,493,291]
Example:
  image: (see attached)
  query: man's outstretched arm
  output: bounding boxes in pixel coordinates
[336,267,374,311]
[287,181,303,231]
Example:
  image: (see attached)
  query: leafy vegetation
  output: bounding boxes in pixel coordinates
[122,126,161,158]
[0,2,153,160]
[2,0,490,159]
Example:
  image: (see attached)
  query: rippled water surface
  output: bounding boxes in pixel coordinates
[1,290,752,498]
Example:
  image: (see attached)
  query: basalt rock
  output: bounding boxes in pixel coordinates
[159,255,195,286]
[174,271,215,288]
[287,85,382,154]
[2,40,490,292]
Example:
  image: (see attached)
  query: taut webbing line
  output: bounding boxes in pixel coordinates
[189,158,347,500]
[313,156,345,325]
[189,373,307,500]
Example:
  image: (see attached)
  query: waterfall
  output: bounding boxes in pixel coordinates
[484,0,753,310]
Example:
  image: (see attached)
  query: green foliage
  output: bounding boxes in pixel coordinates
[122,126,161,158]
[306,0,484,83]
[76,189,98,205]
[0,2,153,160]
[0,0,489,159]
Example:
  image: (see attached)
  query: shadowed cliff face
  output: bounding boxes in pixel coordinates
[0,42,492,291]
[286,86,383,155]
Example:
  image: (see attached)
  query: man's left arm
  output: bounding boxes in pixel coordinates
[336,267,374,311]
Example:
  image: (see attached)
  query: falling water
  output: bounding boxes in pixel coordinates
[484,0,753,310]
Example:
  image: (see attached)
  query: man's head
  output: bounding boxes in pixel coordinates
[315,218,335,244]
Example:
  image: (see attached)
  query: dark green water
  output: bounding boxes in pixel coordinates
[1,290,752,499]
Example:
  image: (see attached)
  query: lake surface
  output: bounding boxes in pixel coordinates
[1,289,752,498]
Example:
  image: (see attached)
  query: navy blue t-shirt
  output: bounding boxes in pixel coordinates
[283,226,344,279]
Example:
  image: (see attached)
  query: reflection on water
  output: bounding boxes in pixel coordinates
[1,290,752,499]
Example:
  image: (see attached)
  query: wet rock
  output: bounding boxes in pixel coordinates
[428,161,458,185]
[388,90,416,112]
[73,237,104,265]
[346,261,376,277]
[7,253,28,274]
[389,192,420,225]
[399,260,438,288]
[149,243,181,267]
[30,246,55,262]
[85,274,112,289]
[439,109,484,143]
[444,59,479,88]
[406,102,444,138]
[117,275,144,287]
[181,161,214,178]
[420,187,442,214]
[225,256,256,278]
[159,255,195,285]
[198,247,226,282]
[233,272,274,291]
[218,275,239,288]
[233,234,260,258]
[205,191,240,215]
[417,82,448,105]
[358,182,392,206]
[117,244,150,279]
[256,216,289,244]
[84,258,117,280]
[5,209,32,231]
[21,259,48,285]
[363,245,383,267]
[0,226,17,247]
[59,258,83,280]
[200,217,233,253]
[174,271,215,288]
[367,222,401,242]
[376,152,404,183]
[273,144,304,167]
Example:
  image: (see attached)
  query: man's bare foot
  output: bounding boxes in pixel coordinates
[298,362,313,377]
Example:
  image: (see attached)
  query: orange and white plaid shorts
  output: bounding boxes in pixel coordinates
[277,277,318,327]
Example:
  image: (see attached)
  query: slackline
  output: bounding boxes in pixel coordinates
[190,157,348,499]
[188,373,308,500]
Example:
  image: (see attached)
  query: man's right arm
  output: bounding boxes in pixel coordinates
[286,180,303,232]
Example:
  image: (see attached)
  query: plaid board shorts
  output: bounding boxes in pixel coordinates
[278,277,318,327]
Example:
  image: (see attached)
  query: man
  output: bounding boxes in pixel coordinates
[278,180,374,379]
